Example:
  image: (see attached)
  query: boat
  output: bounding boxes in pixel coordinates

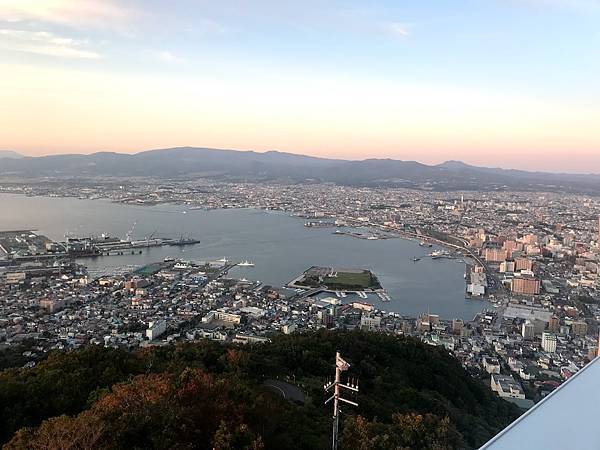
[238,260,255,267]
[413,257,421,262]
[429,250,453,259]
[419,241,433,248]
[167,237,200,247]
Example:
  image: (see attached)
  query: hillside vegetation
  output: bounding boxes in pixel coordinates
[0,330,519,449]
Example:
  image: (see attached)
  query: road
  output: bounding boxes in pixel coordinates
[263,379,306,404]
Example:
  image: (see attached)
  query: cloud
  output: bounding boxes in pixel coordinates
[0,0,134,28]
[385,23,410,38]
[156,50,181,63]
[0,29,100,58]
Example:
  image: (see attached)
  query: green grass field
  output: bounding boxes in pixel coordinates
[322,270,379,290]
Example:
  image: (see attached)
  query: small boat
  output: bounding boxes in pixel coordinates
[412,257,421,262]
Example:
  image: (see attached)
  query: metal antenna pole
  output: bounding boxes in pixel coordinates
[324,352,359,450]
[332,352,341,450]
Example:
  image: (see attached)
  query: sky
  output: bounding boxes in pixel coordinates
[0,0,599,172]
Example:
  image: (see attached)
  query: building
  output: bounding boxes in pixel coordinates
[417,313,440,332]
[39,298,66,313]
[202,310,242,325]
[541,332,557,353]
[548,315,560,332]
[485,248,508,263]
[282,323,297,334]
[522,321,535,340]
[467,270,488,296]
[452,318,464,335]
[483,356,501,374]
[318,310,334,328]
[5,272,27,284]
[232,334,270,345]
[512,277,541,295]
[481,357,600,450]
[504,304,552,323]
[360,314,381,331]
[571,321,588,336]
[522,234,538,245]
[146,320,167,340]
[500,261,516,273]
[467,282,486,297]
[490,374,526,400]
[515,258,534,272]
[351,302,374,312]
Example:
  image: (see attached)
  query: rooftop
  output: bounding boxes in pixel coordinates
[482,356,600,450]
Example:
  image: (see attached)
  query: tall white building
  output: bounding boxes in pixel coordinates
[541,332,557,353]
[146,320,167,340]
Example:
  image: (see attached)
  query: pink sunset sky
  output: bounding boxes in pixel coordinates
[1,0,599,173]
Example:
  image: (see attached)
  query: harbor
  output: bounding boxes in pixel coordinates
[0,195,490,319]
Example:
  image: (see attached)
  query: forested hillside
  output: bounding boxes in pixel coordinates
[0,331,519,449]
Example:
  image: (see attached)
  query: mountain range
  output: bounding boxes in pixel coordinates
[1,147,599,193]
[0,150,23,159]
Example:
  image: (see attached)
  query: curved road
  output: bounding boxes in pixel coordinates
[264,379,306,404]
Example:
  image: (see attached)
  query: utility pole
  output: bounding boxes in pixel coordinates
[324,352,359,450]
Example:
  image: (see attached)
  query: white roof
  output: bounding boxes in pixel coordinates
[481,356,600,450]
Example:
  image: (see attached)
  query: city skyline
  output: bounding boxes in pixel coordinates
[1,0,600,172]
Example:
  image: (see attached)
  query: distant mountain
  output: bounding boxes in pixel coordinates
[0,147,340,179]
[0,146,599,193]
[0,150,23,159]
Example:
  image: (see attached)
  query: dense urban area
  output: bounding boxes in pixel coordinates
[2,178,600,412]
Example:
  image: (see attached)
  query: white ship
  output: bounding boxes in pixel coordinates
[238,260,255,267]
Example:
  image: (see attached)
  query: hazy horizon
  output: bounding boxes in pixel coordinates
[1,1,600,172]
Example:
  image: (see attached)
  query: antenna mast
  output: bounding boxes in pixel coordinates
[324,352,359,450]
